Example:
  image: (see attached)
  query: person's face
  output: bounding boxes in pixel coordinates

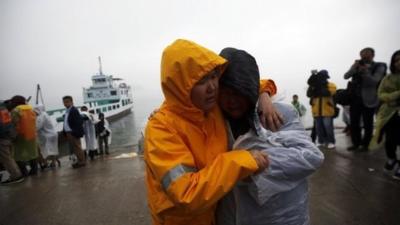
[293,96,298,102]
[219,86,251,119]
[360,50,374,62]
[190,70,220,113]
[394,54,400,73]
[63,99,73,108]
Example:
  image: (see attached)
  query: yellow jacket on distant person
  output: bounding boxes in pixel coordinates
[311,82,337,117]
[144,39,263,225]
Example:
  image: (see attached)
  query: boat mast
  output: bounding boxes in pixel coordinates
[98,56,103,75]
[35,84,45,107]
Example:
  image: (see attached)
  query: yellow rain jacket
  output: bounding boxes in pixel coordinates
[12,104,38,161]
[144,39,260,225]
[311,82,337,117]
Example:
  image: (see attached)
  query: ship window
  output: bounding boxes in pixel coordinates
[110,90,117,96]
[96,108,101,114]
[87,93,93,98]
[117,104,120,108]
[108,106,112,110]
[113,105,116,109]
[102,107,107,112]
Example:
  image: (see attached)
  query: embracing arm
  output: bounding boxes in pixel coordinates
[258,79,283,131]
[144,119,259,212]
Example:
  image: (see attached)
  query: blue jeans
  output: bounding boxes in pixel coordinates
[315,117,335,144]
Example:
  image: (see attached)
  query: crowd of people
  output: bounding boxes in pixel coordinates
[1,38,399,224]
[0,95,111,185]
[300,47,400,181]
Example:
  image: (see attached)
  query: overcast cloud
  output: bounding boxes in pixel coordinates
[1,0,399,126]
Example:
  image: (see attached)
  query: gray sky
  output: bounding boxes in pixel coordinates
[1,0,399,126]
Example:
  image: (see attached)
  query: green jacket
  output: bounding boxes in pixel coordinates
[370,73,400,150]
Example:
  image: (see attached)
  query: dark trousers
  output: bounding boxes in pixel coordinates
[384,113,400,160]
[349,100,375,147]
[0,140,22,179]
[315,116,335,144]
[98,136,109,154]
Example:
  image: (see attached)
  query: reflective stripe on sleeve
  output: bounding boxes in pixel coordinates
[162,164,198,191]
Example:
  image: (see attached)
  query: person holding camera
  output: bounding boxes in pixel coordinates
[344,47,387,151]
[307,70,337,149]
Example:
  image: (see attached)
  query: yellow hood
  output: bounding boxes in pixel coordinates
[161,39,227,112]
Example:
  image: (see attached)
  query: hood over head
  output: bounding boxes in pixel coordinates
[161,39,227,112]
[219,47,260,107]
[219,47,260,137]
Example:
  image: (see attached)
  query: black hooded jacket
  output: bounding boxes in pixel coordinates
[219,47,260,139]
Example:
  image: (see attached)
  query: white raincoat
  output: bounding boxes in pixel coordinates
[217,102,324,225]
[34,105,59,158]
[81,111,98,150]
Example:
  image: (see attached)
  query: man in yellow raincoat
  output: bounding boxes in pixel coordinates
[144,39,274,225]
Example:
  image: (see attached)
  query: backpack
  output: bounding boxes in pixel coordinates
[333,89,351,106]
[0,104,16,139]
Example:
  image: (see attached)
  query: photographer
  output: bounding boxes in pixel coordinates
[307,70,337,149]
[344,47,387,151]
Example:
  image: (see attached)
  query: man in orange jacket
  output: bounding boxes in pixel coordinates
[144,39,275,225]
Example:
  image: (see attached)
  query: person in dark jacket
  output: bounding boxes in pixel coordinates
[62,96,85,168]
[344,47,387,151]
[95,113,110,155]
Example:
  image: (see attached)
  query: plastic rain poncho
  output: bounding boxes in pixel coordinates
[81,111,98,150]
[217,102,324,225]
[34,105,59,158]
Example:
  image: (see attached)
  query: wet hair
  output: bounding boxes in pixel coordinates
[62,96,73,101]
[98,113,105,119]
[219,47,260,107]
[390,50,400,74]
[360,47,375,56]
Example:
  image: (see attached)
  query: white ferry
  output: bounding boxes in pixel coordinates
[47,57,133,131]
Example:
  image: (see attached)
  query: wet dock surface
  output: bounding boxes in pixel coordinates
[1,132,400,225]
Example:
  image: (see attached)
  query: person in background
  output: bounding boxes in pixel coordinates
[81,106,98,160]
[0,100,24,184]
[96,113,110,155]
[216,47,323,225]
[8,95,39,176]
[62,96,85,168]
[34,105,60,168]
[144,39,271,225]
[307,70,337,149]
[342,105,351,136]
[344,47,387,151]
[291,94,307,124]
[370,50,400,180]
